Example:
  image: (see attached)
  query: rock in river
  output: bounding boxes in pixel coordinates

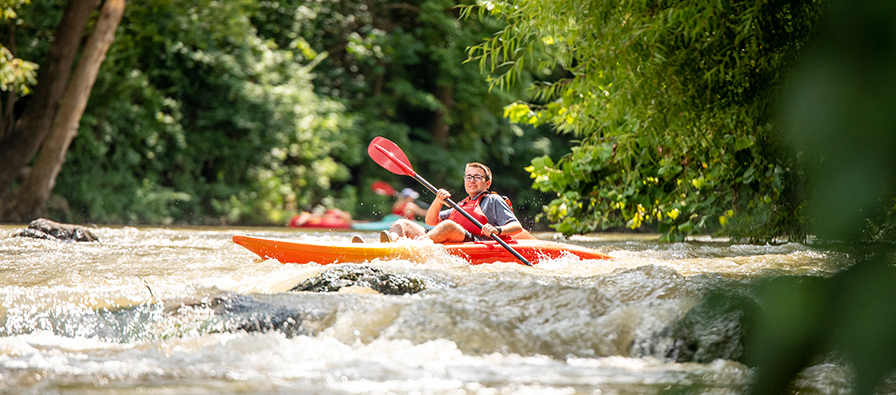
[16,218,99,242]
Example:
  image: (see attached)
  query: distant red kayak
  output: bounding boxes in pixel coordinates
[232,233,611,265]
[288,211,352,229]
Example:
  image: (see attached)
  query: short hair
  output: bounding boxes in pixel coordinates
[465,162,491,181]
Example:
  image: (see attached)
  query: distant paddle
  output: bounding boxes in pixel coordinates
[371,180,397,196]
[368,137,533,266]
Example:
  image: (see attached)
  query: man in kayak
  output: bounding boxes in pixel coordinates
[381,162,523,243]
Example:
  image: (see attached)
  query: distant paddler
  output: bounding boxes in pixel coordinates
[392,188,427,221]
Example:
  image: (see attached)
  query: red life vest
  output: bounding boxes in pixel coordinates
[392,201,411,218]
[447,191,513,240]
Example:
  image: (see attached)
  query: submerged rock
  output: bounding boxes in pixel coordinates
[152,268,449,338]
[290,265,440,295]
[664,291,757,363]
[164,292,340,337]
[16,218,98,242]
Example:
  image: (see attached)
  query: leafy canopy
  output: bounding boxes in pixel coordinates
[465,0,824,241]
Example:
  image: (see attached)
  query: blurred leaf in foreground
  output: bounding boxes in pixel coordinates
[747,0,896,393]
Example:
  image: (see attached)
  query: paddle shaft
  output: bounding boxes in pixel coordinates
[372,143,533,266]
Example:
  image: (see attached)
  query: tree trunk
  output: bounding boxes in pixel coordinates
[0,0,99,198]
[431,83,454,148]
[0,0,124,222]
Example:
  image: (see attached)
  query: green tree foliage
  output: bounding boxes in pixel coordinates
[23,0,359,225]
[0,0,37,97]
[466,0,824,241]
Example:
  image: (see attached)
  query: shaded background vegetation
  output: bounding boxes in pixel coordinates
[4,0,571,227]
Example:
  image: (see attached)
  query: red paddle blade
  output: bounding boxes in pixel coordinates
[371,181,396,196]
[368,137,417,176]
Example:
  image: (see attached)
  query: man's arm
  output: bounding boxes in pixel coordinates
[482,221,522,238]
[480,195,522,237]
[424,189,451,226]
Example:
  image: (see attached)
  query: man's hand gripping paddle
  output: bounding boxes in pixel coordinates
[368,137,533,266]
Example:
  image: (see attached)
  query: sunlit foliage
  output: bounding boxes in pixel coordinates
[465,0,825,241]
[0,0,37,95]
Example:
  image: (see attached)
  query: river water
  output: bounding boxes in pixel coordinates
[0,225,853,394]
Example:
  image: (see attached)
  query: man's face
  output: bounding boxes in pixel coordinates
[463,167,491,197]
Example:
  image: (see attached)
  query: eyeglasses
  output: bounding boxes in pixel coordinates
[463,174,488,182]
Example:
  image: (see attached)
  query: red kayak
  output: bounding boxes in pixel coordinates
[288,209,352,229]
[232,233,611,265]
